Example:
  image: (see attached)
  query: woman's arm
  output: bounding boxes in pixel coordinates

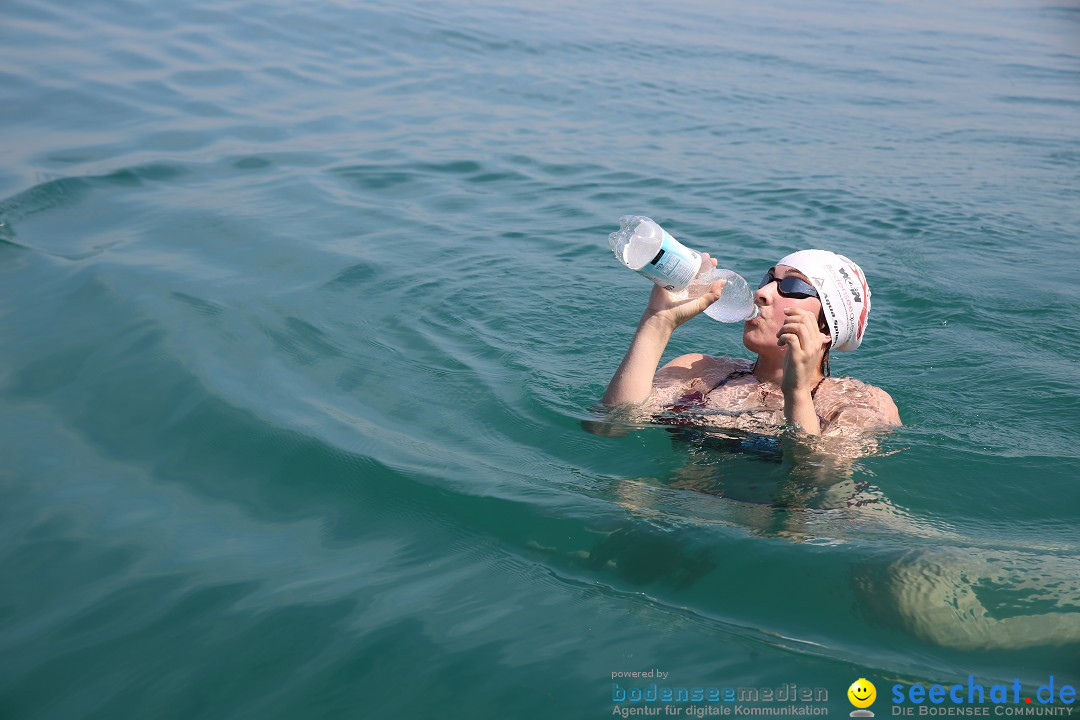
[779,385,900,469]
[601,254,727,407]
[601,313,676,406]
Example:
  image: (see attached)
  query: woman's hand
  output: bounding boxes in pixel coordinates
[777,307,829,395]
[642,253,726,331]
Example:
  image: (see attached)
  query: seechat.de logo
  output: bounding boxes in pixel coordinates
[849,678,877,717]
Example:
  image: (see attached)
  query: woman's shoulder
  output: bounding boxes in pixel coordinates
[821,375,894,399]
[658,353,750,379]
[819,376,902,427]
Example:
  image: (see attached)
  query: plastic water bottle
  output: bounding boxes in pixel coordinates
[608,216,760,323]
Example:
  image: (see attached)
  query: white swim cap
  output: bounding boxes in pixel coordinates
[775,249,871,352]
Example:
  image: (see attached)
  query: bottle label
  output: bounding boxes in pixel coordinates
[636,231,700,291]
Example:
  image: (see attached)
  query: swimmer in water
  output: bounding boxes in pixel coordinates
[601,249,901,437]
[585,252,1080,652]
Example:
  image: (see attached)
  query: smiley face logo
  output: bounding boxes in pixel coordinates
[847,678,876,715]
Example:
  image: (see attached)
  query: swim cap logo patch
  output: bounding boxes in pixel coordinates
[847,264,870,341]
[837,267,862,302]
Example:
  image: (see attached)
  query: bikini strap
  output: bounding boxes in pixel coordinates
[704,362,755,395]
[705,361,827,399]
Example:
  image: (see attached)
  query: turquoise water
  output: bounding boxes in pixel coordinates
[2,0,1079,717]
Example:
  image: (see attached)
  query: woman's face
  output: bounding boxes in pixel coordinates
[742,264,828,355]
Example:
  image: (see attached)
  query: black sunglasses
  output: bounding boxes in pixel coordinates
[758,272,819,299]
